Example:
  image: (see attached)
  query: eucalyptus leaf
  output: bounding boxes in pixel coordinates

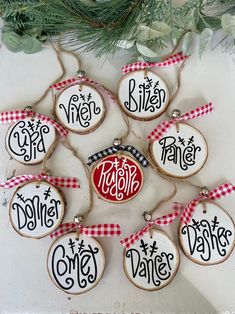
[172,29,184,45]
[123,27,139,40]
[151,21,172,35]
[21,34,42,54]
[136,42,158,58]
[137,22,171,42]
[203,4,235,17]
[2,25,14,33]
[2,31,22,53]
[137,25,162,41]
[39,35,48,41]
[25,27,42,37]
[186,8,199,31]
[174,14,187,29]
[116,39,135,49]
[182,32,194,54]
[221,14,235,38]
[199,28,213,58]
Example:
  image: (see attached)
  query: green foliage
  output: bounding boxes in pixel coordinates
[0,0,234,56]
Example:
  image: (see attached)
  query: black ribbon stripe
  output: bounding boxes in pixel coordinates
[125,145,148,167]
[87,145,148,167]
[87,146,117,165]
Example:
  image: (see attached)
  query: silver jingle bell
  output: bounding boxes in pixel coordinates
[172,109,181,119]
[77,70,86,78]
[74,215,84,223]
[200,186,209,197]
[143,211,152,222]
[24,105,33,111]
[113,138,122,147]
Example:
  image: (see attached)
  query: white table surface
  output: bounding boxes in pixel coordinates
[0,37,235,314]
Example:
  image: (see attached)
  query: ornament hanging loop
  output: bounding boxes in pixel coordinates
[143,211,153,238]
[172,109,181,132]
[41,166,50,176]
[74,215,84,241]
[113,138,125,159]
[77,70,86,91]
[144,65,151,78]
[200,186,209,214]
[24,106,36,120]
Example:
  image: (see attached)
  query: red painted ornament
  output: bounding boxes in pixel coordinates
[91,154,143,203]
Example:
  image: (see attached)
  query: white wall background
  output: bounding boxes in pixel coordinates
[0,36,235,314]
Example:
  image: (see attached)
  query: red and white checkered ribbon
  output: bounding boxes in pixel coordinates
[120,202,184,249]
[122,52,189,74]
[147,102,213,141]
[49,77,116,103]
[50,222,121,239]
[0,173,80,189]
[0,110,68,138]
[180,183,235,225]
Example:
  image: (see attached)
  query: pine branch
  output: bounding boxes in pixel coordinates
[0,0,234,56]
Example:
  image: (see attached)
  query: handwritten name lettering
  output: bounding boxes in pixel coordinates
[59,92,101,128]
[159,135,201,171]
[11,186,61,233]
[51,238,99,290]
[124,77,166,114]
[126,239,175,287]
[96,157,140,201]
[8,120,50,162]
[181,216,233,262]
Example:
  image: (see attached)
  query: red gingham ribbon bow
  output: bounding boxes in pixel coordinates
[120,202,184,249]
[0,110,68,138]
[180,183,235,225]
[49,77,116,103]
[122,52,189,74]
[0,173,80,189]
[50,222,122,239]
[147,102,213,141]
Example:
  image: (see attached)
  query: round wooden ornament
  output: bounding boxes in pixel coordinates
[149,122,208,178]
[47,232,105,294]
[91,154,144,203]
[118,70,169,121]
[55,83,106,134]
[5,117,56,165]
[9,181,65,239]
[123,229,180,290]
[179,202,235,265]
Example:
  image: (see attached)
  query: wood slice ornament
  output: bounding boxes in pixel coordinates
[118,70,169,121]
[9,181,65,238]
[149,121,208,178]
[123,229,180,290]
[47,232,105,294]
[89,140,148,203]
[5,116,56,165]
[55,72,106,134]
[179,202,235,265]
[147,104,213,178]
